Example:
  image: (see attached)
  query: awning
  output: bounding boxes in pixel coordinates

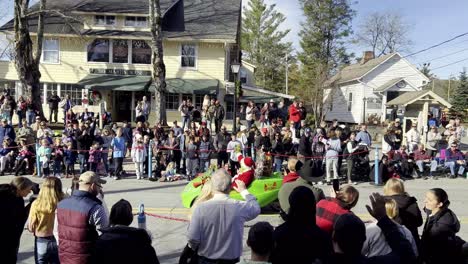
[374,77,405,92]
[161,79,219,94]
[386,90,453,108]
[77,74,151,91]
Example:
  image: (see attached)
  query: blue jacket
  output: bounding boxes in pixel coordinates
[446,149,464,163]
[0,125,16,143]
[111,137,126,158]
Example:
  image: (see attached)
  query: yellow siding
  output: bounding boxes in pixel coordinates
[0,37,226,85]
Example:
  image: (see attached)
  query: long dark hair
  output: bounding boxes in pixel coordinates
[287,186,316,225]
[430,188,450,209]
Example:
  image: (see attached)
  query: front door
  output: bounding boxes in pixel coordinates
[114,91,132,122]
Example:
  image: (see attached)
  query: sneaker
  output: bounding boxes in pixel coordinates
[449,175,457,179]
[317,181,324,186]
[113,176,120,180]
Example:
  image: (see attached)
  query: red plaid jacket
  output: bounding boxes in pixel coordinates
[316,198,350,234]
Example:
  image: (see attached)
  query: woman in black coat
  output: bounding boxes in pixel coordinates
[271,186,334,264]
[421,188,466,264]
[92,199,160,264]
[0,177,35,264]
[383,178,423,247]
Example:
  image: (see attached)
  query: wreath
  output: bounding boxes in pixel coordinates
[90,91,102,104]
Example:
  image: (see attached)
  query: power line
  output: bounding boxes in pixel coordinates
[415,46,468,65]
[403,31,468,58]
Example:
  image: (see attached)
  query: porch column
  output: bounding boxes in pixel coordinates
[131,92,135,123]
[381,92,387,123]
[422,101,429,145]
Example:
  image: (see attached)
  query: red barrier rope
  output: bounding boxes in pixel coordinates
[145,212,189,223]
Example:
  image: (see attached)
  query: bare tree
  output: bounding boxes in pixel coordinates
[13,0,80,120]
[149,0,167,125]
[355,11,412,57]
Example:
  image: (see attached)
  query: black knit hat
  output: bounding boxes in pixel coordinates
[333,213,366,256]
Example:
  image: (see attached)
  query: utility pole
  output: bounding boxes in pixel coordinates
[285,53,289,95]
[448,74,453,101]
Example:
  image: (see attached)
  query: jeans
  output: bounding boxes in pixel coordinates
[217,151,229,168]
[229,160,239,177]
[274,157,283,172]
[35,236,59,264]
[181,116,190,130]
[444,161,465,176]
[416,160,438,174]
[78,153,89,174]
[101,151,109,174]
[347,158,354,182]
[186,158,199,180]
[114,157,124,177]
[53,160,62,176]
[26,110,35,126]
[199,159,210,173]
[247,120,254,130]
[49,108,58,123]
[134,161,144,179]
[326,158,339,182]
[17,111,25,128]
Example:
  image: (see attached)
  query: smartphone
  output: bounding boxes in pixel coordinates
[332,179,340,192]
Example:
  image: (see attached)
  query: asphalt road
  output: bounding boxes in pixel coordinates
[2,157,468,264]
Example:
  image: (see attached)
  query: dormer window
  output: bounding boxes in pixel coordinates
[125,16,147,27]
[95,15,116,26]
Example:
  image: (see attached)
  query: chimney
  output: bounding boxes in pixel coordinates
[360,51,375,64]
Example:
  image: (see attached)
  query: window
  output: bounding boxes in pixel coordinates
[87,39,110,62]
[46,83,58,100]
[42,39,59,63]
[166,93,179,110]
[181,44,197,68]
[95,15,115,26]
[125,16,147,27]
[61,84,84,106]
[112,40,129,63]
[226,101,234,120]
[195,94,204,109]
[240,70,247,84]
[132,40,151,64]
[367,97,382,109]
[347,93,353,111]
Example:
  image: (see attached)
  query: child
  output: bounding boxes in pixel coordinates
[159,162,177,182]
[64,143,77,178]
[0,139,13,175]
[131,134,147,180]
[38,139,52,177]
[186,136,199,181]
[52,137,64,178]
[88,141,102,173]
[14,145,34,176]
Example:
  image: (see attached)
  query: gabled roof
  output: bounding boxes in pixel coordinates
[386,90,452,108]
[374,77,405,92]
[325,53,397,87]
[0,0,242,42]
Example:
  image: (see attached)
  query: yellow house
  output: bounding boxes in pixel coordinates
[0,0,255,124]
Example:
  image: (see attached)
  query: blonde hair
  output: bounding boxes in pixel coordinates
[166,162,175,170]
[287,158,298,172]
[31,177,64,214]
[385,198,399,219]
[383,178,405,196]
[189,179,214,220]
[337,185,359,209]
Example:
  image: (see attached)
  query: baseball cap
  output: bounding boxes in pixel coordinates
[79,171,106,186]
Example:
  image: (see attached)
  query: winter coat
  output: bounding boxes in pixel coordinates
[0,184,30,264]
[91,226,160,264]
[199,140,212,160]
[88,148,102,163]
[214,132,230,151]
[64,149,77,165]
[288,104,301,123]
[298,135,312,157]
[131,142,147,163]
[271,217,334,264]
[386,194,423,246]
[278,178,325,214]
[421,208,465,264]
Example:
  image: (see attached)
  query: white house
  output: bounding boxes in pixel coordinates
[323,52,430,124]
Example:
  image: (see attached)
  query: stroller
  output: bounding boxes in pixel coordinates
[351,143,370,182]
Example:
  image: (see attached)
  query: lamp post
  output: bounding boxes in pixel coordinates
[231,61,241,133]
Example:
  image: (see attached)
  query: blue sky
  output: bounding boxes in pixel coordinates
[244,0,468,79]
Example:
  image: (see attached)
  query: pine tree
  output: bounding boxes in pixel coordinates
[296,0,354,126]
[451,68,468,113]
[242,0,292,92]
